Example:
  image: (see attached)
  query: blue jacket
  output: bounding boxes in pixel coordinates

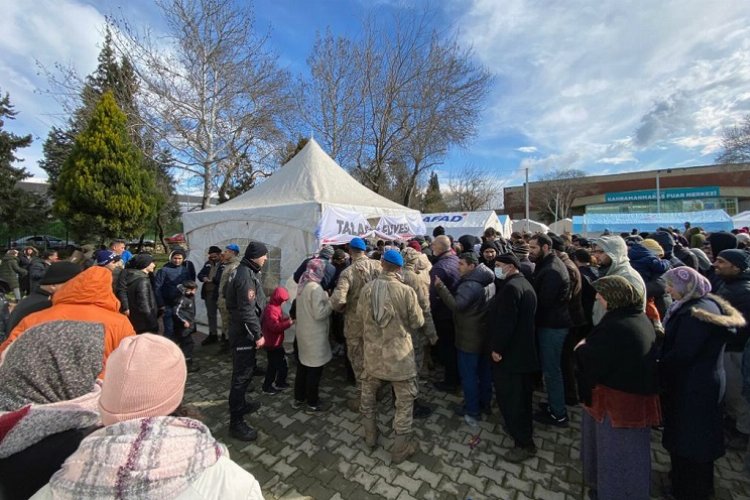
[628,243,670,282]
[429,252,460,320]
[155,263,195,307]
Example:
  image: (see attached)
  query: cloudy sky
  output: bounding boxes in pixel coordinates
[2,0,750,190]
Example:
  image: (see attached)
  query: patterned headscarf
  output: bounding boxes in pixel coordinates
[297,258,326,298]
[663,266,712,324]
[592,275,642,311]
[0,321,104,411]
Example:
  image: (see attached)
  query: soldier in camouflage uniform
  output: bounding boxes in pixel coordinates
[357,250,424,463]
[217,244,241,350]
[401,247,438,418]
[331,237,381,411]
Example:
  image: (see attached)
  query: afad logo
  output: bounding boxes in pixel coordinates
[423,214,465,223]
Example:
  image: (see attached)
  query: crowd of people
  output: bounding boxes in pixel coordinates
[0,221,748,499]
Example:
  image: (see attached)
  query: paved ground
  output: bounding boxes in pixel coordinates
[184,338,750,500]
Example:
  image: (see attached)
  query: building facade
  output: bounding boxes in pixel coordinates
[503,163,750,221]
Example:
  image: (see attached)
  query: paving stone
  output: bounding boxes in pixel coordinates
[413,464,441,485]
[533,482,567,500]
[371,477,405,497]
[349,466,379,490]
[457,469,486,492]
[393,472,422,495]
[274,460,297,479]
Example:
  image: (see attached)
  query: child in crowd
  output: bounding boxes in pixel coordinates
[172,280,199,372]
[261,286,294,394]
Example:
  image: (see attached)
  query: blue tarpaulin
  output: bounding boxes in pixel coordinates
[573,210,733,235]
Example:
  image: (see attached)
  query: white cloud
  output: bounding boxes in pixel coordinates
[456,0,750,173]
[0,0,106,177]
[516,146,537,153]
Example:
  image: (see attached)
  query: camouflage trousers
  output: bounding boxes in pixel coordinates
[360,375,418,435]
[344,318,365,389]
[411,330,427,375]
[218,300,230,338]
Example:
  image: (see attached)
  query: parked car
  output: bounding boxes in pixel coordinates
[164,233,186,245]
[12,235,77,251]
[127,238,156,247]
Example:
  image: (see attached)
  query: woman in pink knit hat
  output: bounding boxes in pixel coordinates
[31,334,264,499]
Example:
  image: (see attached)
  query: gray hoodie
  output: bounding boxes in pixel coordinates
[592,236,647,325]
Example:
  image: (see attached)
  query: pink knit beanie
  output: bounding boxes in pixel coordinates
[99,334,187,425]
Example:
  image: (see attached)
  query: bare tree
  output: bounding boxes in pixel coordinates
[302,11,492,204]
[533,169,586,223]
[717,114,750,164]
[112,0,295,208]
[445,165,501,211]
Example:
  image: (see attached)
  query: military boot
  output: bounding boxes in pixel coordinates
[363,419,378,449]
[390,434,418,464]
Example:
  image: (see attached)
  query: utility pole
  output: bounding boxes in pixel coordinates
[656,170,661,214]
[524,166,530,232]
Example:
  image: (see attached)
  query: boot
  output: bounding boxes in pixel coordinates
[201,335,218,346]
[391,434,418,464]
[187,359,200,373]
[363,419,378,449]
[346,397,360,412]
[229,419,257,442]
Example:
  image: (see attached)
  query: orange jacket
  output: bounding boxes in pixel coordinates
[0,266,136,375]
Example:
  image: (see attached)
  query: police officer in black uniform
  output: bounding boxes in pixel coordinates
[226,241,268,441]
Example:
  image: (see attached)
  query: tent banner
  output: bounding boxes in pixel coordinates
[316,206,373,245]
[376,214,421,240]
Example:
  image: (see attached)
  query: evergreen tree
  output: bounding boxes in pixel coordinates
[149,148,181,249]
[421,171,447,213]
[0,91,46,234]
[55,92,157,241]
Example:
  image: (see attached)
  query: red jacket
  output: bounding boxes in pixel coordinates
[261,287,292,349]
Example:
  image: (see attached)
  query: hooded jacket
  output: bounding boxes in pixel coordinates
[0,254,26,289]
[357,272,424,381]
[660,294,746,462]
[714,269,750,352]
[124,269,158,334]
[261,287,293,350]
[0,267,136,375]
[592,236,647,325]
[436,264,495,353]
[296,281,333,367]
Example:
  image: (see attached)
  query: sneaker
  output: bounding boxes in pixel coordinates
[533,407,569,427]
[505,445,537,463]
[454,405,481,421]
[292,399,305,409]
[306,401,329,413]
[229,420,257,442]
[262,386,281,395]
[201,335,218,346]
[239,401,261,416]
[464,414,479,428]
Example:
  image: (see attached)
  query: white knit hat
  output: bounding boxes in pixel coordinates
[99,334,187,425]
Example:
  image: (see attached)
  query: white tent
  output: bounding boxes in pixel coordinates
[512,219,550,234]
[422,211,502,239]
[548,218,573,234]
[497,214,513,239]
[733,211,750,229]
[183,138,423,297]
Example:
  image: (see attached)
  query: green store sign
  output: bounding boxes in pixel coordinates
[605,186,720,203]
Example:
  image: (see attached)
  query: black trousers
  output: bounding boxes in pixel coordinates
[170,320,195,361]
[434,315,459,386]
[263,347,288,389]
[228,345,256,422]
[294,363,323,406]
[562,324,590,403]
[670,454,714,500]
[493,365,534,448]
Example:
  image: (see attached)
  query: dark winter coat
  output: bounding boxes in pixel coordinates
[197,260,222,300]
[28,258,50,293]
[559,252,585,327]
[659,295,746,462]
[436,264,495,353]
[575,305,658,406]
[0,255,26,289]
[487,273,538,373]
[154,263,194,308]
[673,245,698,270]
[6,289,53,334]
[225,259,267,346]
[578,265,598,326]
[429,252,461,320]
[124,269,158,334]
[714,269,750,352]
[629,243,670,283]
[518,257,535,282]
[173,287,196,336]
[532,253,571,329]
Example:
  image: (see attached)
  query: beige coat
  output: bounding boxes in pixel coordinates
[331,255,381,339]
[357,272,424,381]
[296,282,333,367]
[217,255,241,311]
